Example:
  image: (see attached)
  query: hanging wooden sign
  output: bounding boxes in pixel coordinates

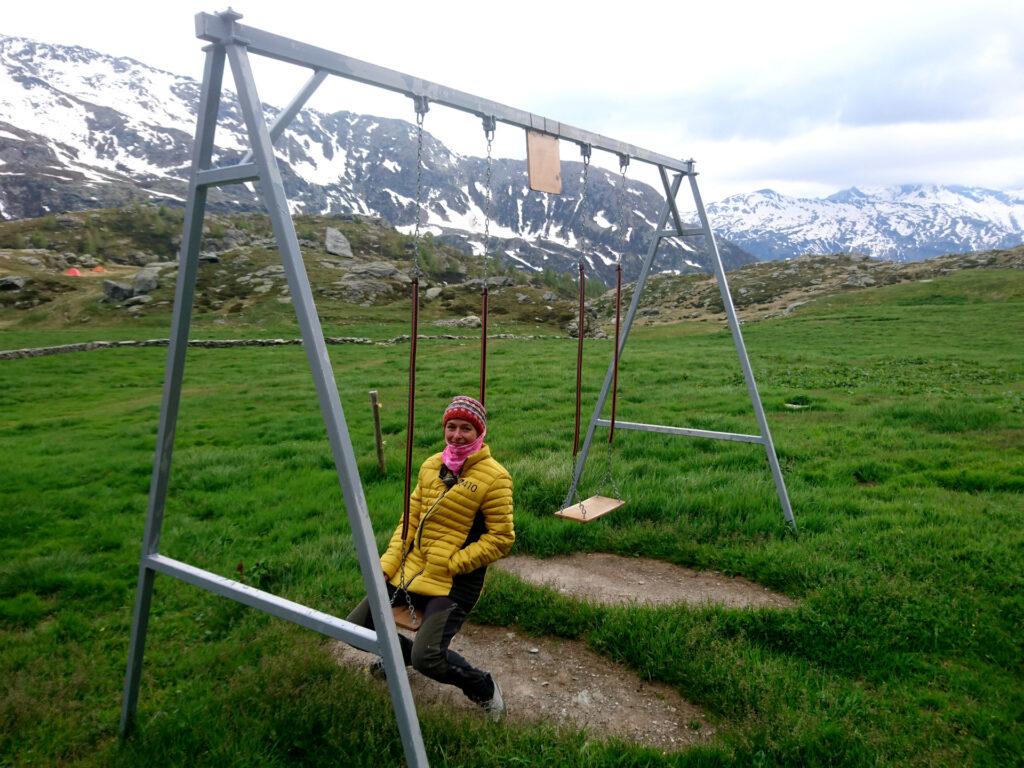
[526,130,562,194]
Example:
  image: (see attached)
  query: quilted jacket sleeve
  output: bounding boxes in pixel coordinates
[380,469,424,580]
[448,470,515,575]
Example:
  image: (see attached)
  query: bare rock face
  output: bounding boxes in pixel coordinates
[566,304,601,338]
[464,276,515,289]
[325,227,353,258]
[102,280,133,302]
[129,251,161,266]
[432,315,482,329]
[348,261,399,279]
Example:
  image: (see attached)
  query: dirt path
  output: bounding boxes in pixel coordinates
[495,553,796,609]
[334,554,794,750]
[333,624,713,751]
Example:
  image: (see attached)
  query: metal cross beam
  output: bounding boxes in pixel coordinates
[194,11,694,174]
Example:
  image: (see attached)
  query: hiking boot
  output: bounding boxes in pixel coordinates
[368,658,386,681]
[481,678,506,722]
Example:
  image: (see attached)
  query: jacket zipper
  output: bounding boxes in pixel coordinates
[414,485,453,551]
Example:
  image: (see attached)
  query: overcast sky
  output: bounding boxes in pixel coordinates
[5,0,1023,202]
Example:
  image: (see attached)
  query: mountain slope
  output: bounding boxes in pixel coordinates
[0,35,753,283]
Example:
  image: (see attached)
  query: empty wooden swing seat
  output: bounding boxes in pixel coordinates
[555,495,625,523]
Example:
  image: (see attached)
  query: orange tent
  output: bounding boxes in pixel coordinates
[90,266,107,273]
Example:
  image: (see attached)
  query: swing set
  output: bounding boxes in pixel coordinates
[120,11,795,768]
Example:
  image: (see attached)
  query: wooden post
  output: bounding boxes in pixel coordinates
[369,389,386,475]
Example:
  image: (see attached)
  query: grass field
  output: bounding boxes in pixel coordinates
[1,268,1022,766]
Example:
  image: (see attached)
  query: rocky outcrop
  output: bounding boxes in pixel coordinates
[0,275,28,290]
[325,227,353,258]
[102,280,133,302]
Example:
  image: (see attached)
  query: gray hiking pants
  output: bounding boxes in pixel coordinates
[346,586,495,703]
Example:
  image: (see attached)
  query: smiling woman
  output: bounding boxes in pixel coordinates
[345,394,515,720]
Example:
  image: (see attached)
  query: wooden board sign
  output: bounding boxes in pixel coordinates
[526,130,562,194]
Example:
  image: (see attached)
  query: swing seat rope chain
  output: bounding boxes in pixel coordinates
[570,146,591,517]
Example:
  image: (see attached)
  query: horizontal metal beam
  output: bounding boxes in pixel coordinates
[195,12,694,174]
[657,227,705,238]
[596,418,765,444]
[195,162,260,187]
[145,554,381,653]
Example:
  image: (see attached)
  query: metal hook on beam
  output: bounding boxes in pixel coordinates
[412,95,429,124]
[481,115,496,141]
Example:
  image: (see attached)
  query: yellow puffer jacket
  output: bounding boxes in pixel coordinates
[380,445,514,598]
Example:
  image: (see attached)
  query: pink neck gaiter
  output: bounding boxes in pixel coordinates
[442,432,485,474]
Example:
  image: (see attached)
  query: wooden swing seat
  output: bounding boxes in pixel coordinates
[555,495,625,523]
[392,605,421,632]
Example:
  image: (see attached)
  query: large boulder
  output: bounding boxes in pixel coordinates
[349,261,399,279]
[128,251,160,266]
[132,268,161,295]
[334,277,394,303]
[103,280,134,302]
[433,315,482,329]
[325,227,354,258]
[0,275,28,291]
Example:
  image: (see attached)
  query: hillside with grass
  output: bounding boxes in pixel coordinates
[1,208,1022,766]
[2,207,1022,350]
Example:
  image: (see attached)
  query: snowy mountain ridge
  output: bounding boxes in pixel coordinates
[709,185,1024,262]
[0,33,752,282]
[1,33,1022,269]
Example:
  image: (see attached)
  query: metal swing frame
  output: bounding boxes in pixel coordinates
[120,10,794,768]
[562,163,796,532]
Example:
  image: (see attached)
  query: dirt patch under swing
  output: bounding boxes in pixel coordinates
[333,623,714,751]
[495,553,797,610]
[333,555,794,750]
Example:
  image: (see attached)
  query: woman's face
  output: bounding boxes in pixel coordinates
[444,418,479,446]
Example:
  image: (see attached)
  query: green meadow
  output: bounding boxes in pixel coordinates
[1,267,1022,766]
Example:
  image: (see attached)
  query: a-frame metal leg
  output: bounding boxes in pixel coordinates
[563,170,796,532]
[120,44,226,737]
[224,44,428,767]
[689,175,796,530]
[564,173,683,507]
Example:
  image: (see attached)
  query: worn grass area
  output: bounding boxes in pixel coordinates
[1,268,1023,766]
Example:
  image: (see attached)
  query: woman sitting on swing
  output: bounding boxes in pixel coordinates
[347,395,514,720]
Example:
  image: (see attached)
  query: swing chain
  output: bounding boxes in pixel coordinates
[390,545,418,628]
[600,155,630,500]
[481,116,496,278]
[616,155,630,260]
[410,96,430,279]
[568,146,593,513]
[576,145,591,266]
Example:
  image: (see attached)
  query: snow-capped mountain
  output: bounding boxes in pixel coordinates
[0,34,753,283]
[709,186,1024,262]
